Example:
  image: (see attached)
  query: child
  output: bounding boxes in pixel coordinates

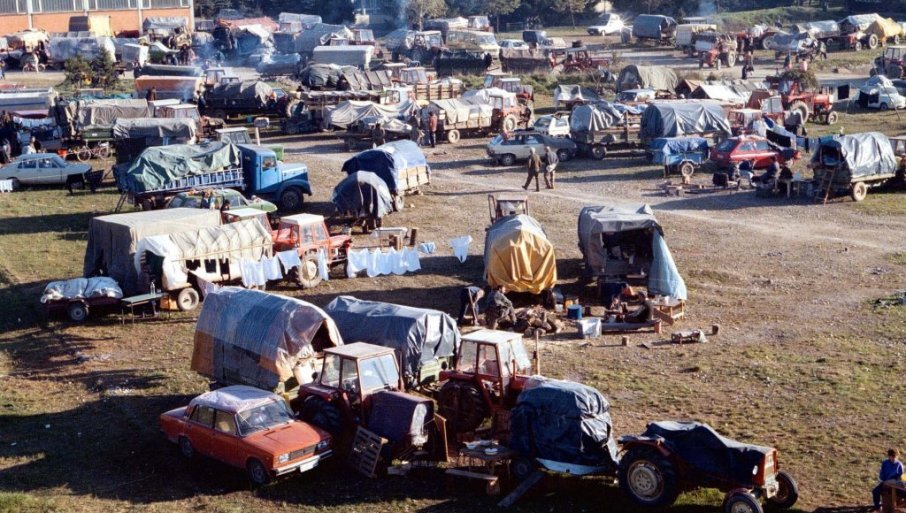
[873,448,904,511]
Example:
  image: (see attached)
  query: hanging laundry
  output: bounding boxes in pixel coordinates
[262,256,283,281]
[419,241,436,254]
[401,246,421,272]
[346,248,370,278]
[240,259,266,288]
[277,250,302,273]
[317,249,330,282]
[450,236,473,263]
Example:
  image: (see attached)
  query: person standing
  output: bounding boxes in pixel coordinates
[523,147,542,191]
[483,52,493,71]
[873,448,904,511]
[427,111,438,148]
[458,285,485,325]
[543,145,558,189]
[146,87,158,102]
[371,122,386,147]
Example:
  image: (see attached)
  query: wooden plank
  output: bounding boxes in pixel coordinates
[348,426,387,478]
[445,468,499,481]
[498,470,543,508]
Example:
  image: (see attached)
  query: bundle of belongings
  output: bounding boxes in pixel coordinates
[41,277,123,303]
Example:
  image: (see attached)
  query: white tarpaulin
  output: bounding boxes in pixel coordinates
[41,276,123,303]
[323,100,418,129]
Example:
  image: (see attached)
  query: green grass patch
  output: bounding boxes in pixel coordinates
[0,493,58,513]
[851,191,906,216]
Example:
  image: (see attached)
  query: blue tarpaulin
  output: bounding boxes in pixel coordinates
[649,231,687,300]
[331,171,393,222]
[340,140,429,195]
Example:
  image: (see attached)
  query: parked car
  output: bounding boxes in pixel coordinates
[165,188,279,214]
[587,13,625,36]
[159,385,333,486]
[892,79,906,96]
[487,131,577,166]
[616,88,657,104]
[499,39,530,49]
[857,85,906,110]
[532,113,571,137]
[0,153,91,190]
[709,135,800,170]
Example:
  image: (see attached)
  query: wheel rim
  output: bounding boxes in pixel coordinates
[282,190,300,209]
[301,260,318,281]
[249,461,267,484]
[729,499,757,513]
[70,306,87,321]
[627,461,664,501]
[179,438,193,458]
[775,481,790,503]
[178,290,197,310]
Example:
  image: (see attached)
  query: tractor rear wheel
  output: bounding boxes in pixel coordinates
[618,446,680,509]
[437,381,488,434]
[300,396,344,436]
[887,64,903,79]
[501,115,517,133]
[294,253,322,289]
[789,100,810,124]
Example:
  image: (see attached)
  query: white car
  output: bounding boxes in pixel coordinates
[533,113,571,137]
[0,153,91,189]
[858,85,906,110]
[499,39,530,50]
[587,13,624,36]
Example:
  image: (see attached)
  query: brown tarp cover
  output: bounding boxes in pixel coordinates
[83,208,221,294]
[484,214,557,294]
[191,287,343,391]
[866,18,903,39]
[74,99,152,128]
[616,65,678,93]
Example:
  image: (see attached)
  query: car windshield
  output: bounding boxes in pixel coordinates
[534,117,551,128]
[235,400,294,436]
[475,33,496,45]
[360,353,399,391]
[490,134,504,145]
[716,139,737,152]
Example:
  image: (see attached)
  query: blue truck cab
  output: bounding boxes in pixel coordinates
[237,144,311,210]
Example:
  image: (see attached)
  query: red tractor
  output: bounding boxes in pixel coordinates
[436,329,536,434]
[766,72,838,125]
[271,213,352,288]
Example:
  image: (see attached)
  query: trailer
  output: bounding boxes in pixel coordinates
[811,132,900,202]
[569,102,644,159]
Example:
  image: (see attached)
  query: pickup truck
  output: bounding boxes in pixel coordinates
[115,141,311,211]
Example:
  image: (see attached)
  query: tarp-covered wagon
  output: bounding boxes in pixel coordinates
[331,171,394,231]
[810,132,900,202]
[341,140,430,211]
[484,214,557,295]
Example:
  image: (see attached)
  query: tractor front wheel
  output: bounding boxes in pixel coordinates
[723,491,764,513]
[437,381,488,434]
[618,446,680,509]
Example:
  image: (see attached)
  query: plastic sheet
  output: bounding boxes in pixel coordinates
[484,215,557,294]
[324,296,460,384]
[74,99,152,129]
[119,141,241,194]
[340,140,429,195]
[616,64,678,93]
[810,132,898,178]
[191,287,343,390]
[324,100,418,130]
[112,118,196,140]
[510,377,619,467]
[640,101,730,139]
[423,99,493,126]
[331,171,393,221]
[190,385,281,414]
[553,85,600,108]
[41,276,122,303]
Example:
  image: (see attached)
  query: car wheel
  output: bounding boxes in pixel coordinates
[556,148,570,161]
[246,458,271,487]
[294,253,322,289]
[592,144,607,160]
[618,447,679,509]
[881,102,890,111]
[851,181,867,202]
[500,153,516,166]
[67,302,89,322]
[280,187,303,211]
[9,178,20,191]
[723,491,764,513]
[178,436,194,459]
[766,470,800,510]
[176,287,200,311]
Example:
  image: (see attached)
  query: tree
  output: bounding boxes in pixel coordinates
[552,0,587,26]
[383,0,447,30]
[63,57,92,88]
[487,0,521,31]
[91,51,120,93]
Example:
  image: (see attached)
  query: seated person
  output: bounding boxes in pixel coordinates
[873,448,904,511]
[754,161,780,188]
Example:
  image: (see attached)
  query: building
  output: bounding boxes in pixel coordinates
[0,0,194,35]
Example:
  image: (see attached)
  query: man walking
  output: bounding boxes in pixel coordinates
[371,122,386,148]
[523,147,542,191]
[544,145,558,189]
[427,111,438,148]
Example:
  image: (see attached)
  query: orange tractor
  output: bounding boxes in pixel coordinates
[766,72,838,125]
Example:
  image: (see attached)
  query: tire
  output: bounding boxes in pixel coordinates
[766,470,800,510]
[176,287,199,311]
[246,458,271,487]
[854,41,863,52]
[500,153,516,166]
[851,181,867,202]
[618,447,679,509]
[299,396,344,436]
[888,64,903,79]
[679,161,695,178]
[447,129,461,143]
[556,148,570,161]
[178,436,194,459]
[868,34,878,49]
[437,381,488,434]
[789,100,810,124]
[510,455,536,482]
[9,178,20,191]
[280,187,303,211]
[76,146,91,162]
[591,144,607,160]
[726,53,736,67]
[826,111,839,125]
[97,145,110,159]
[723,491,764,513]
[501,115,517,132]
[67,302,88,322]
[294,253,322,289]
[392,194,405,211]
[881,103,890,111]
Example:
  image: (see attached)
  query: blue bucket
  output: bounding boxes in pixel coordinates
[566,304,583,320]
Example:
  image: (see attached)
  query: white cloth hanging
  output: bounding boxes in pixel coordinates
[262,256,283,281]
[317,248,330,281]
[346,248,370,278]
[450,236,473,263]
[389,248,407,275]
[419,242,436,254]
[240,259,266,288]
[401,246,421,272]
[276,250,302,273]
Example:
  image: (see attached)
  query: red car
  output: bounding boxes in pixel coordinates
[710,135,800,170]
[160,385,333,486]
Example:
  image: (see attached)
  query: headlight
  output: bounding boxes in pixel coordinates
[277,453,290,464]
[316,439,330,451]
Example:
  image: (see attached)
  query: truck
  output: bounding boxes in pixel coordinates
[675,23,717,56]
[569,102,644,159]
[201,80,297,120]
[114,141,311,211]
[632,14,677,45]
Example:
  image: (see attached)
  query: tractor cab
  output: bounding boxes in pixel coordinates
[216,127,253,145]
[399,66,429,84]
[488,193,529,224]
[272,214,351,288]
[221,206,272,231]
[438,329,536,434]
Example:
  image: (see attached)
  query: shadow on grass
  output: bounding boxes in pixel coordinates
[0,210,96,237]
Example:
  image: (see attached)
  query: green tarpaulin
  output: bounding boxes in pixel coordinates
[120,141,241,193]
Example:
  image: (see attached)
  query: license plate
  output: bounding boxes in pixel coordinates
[298,459,319,473]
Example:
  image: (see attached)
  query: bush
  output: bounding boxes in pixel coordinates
[63,52,119,91]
